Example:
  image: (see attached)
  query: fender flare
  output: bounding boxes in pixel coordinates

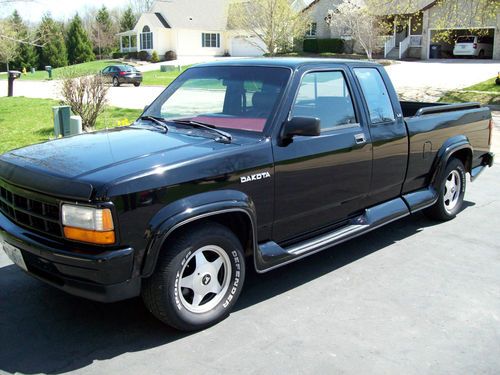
[430,135,472,190]
[141,190,258,277]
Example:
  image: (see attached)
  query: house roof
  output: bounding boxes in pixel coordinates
[150,0,229,30]
[303,0,436,15]
[155,12,171,28]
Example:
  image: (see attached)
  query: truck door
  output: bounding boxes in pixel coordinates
[272,68,372,243]
[352,67,408,206]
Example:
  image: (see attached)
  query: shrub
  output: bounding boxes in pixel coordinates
[138,50,150,61]
[151,50,160,63]
[60,74,109,131]
[126,51,138,59]
[164,50,177,61]
[112,52,124,59]
[303,38,344,54]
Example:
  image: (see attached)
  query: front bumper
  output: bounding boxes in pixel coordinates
[0,211,141,302]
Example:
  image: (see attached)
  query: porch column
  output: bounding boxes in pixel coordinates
[120,35,123,53]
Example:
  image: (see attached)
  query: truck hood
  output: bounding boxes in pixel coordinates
[0,126,245,200]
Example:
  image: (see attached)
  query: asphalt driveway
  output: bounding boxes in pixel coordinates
[1,59,500,108]
[0,115,499,375]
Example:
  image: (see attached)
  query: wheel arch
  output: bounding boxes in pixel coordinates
[430,136,472,190]
[141,190,258,277]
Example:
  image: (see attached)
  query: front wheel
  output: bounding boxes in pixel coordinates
[424,158,466,221]
[142,222,246,331]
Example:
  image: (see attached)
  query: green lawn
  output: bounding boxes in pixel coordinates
[0,97,141,154]
[438,77,500,105]
[141,65,190,86]
[463,76,500,93]
[0,60,129,81]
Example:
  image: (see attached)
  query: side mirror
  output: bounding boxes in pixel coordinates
[280,116,320,145]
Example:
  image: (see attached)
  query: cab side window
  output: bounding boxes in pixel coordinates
[291,71,357,132]
[354,68,395,124]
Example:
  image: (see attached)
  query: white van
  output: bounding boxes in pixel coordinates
[453,35,493,58]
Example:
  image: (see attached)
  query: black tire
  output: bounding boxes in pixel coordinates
[113,77,120,87]
[134,82,140,87]
[142,222,246,331]
[424,158,466,221]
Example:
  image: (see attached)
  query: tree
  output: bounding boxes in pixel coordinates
[120,6,136,32]
[10,10,38,70]
[60,74,109,131]
[67,14,95,64]
[130,0,154,15]
[91,6,117,58]
[0,19,18,71]
[228,0,309,56]
[37,15,68,68]
[325,0,383,59]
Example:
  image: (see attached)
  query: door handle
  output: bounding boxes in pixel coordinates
[354,133,366,144]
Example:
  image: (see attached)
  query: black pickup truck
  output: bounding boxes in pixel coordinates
[0,59,494,331]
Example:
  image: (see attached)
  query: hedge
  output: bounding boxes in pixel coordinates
[303,38,344,54]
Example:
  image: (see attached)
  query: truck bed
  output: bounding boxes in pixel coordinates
[401,101,482,118]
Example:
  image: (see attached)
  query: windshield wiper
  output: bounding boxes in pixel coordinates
[138,116,170,133]
[170,119,232,143]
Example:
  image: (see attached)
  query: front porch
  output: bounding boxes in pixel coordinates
[383,13,423,59]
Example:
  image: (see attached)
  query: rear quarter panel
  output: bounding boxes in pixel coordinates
[403,107,491,193]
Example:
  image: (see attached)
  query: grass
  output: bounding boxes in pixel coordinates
[0,97,141,154]
[141,65,191,86]
[438,76,500,105]
[0,60,128,81]
[463,76,500,93]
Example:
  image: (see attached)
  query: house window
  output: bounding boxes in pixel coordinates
[140,25,153,50]
[305,23,317,37]
[202,33,220,48]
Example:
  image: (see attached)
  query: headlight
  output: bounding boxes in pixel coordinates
[62,205,115,245]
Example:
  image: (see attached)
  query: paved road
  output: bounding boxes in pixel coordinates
[1,60,499,109]
[0,115,499,374]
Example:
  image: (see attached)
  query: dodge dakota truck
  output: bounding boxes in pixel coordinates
[0,59,494,331]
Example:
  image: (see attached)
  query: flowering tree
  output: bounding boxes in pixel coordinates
[325,0,382,59]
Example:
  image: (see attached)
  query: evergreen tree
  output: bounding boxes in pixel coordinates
[37,15,68,69]
[66,14,95,64]
[120,6,136,32]
[11,10,38,70]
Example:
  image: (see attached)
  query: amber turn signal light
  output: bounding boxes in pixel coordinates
[63,227,116,245]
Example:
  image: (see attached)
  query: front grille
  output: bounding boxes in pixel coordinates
[0,181,62,238]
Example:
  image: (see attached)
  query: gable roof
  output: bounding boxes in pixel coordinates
[155,12,171,28]
[150,0,229,30]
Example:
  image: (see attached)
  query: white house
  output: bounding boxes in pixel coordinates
[117,0,269,58]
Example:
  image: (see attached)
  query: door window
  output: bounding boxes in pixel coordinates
[354,68,395,124]
[291,71,357,132]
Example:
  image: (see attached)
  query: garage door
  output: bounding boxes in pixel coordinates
[231,36,265,57]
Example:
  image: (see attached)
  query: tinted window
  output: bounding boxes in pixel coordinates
[144,66,291,133]
[102,67,110,73]
[354,68,395,124]
[292,71,357,132]
[456,36,475,43]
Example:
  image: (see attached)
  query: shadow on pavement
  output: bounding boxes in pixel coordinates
[0,210,469,374]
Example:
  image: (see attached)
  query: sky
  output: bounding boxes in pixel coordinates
[1,0,129,22]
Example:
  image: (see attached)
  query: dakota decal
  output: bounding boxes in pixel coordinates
[240,171,271,183]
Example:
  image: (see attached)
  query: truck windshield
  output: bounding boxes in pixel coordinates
[143,66,291,133]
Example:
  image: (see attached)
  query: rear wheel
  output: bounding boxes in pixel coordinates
[424,158,466,221]
[142,222,246,331]
[134,82,140,87]
[113,77,120,87]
